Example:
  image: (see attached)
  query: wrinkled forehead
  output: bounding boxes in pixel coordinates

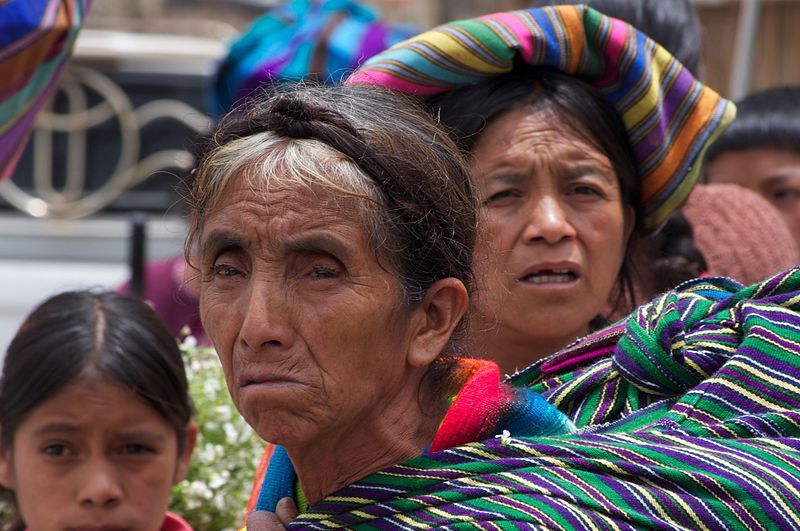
[193,132,383,232]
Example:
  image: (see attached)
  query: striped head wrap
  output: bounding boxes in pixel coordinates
[347,5,736,231]
[0,0,90,180]
[212,0,416,114]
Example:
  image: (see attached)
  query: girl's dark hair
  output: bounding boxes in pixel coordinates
[704,86,800,164]
[0,291,192,450]
[428,66,707,314]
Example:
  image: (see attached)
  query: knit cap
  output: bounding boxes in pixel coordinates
[683,183,799,285]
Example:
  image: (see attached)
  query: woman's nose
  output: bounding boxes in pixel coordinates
[238,282,295,351]
[77,460,123,507]
[522,195,577,244]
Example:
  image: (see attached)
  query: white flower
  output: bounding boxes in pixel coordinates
[180,325,192,338]
[495,429,512,445]
[179,334,198,352]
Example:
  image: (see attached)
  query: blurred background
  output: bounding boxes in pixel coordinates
[1,0,798,353]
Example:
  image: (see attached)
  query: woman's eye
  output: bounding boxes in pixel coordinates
[210,263,242,278]
[771,187,800,204]
[483,189,520,205]
[310,264,339,279]
[571,184,602,196]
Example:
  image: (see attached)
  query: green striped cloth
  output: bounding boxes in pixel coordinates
[287,268,800,529]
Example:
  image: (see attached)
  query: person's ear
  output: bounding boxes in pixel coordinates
[0,444,15,490]
[172,422,198,485]
[407,277,469,368]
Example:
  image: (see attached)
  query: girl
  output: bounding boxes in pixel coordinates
[0,290,196,531]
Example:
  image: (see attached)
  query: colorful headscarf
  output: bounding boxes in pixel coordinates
[0,0,90,180]
[348,5,736,231]
[212,0,417,114]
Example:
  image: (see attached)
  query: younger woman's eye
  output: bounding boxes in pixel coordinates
[483,189,521,205]
[571,184,602,196]
[771,187,800,203]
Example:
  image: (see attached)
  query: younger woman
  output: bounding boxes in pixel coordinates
[0,290,196,531]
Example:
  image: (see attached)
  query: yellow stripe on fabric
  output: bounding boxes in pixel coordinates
[712,379,787,411]
[653,433,779,530]
[446,24,509,73]
[499,471,555,496]
[394,513,430,528]
[547,466,619,521]
[750,326,800,353]
[454,444,506,460]
[324,496,373,504]
[549,361,615,407]
[491,495,553,527]
[428,506,475,522]
[459,476,513,495]
[725,359,800,397]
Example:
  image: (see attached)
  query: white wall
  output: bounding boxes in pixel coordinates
[0,260,128,357]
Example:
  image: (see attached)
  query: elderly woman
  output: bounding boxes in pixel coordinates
[186,83,573,524]
[349,5,734,373]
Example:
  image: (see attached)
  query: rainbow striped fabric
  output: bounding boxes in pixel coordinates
[348,5,736,231]
[286,268,800,529]
[0,0,90,180]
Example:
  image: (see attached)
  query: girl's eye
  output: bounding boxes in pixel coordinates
[42,444,71,457]
[120,444,155,455]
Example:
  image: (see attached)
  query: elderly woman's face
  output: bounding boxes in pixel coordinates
[470,107,633,352]
[198,174,419,447]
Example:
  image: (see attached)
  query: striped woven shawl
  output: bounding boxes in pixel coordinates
[0,0,90,179]
[348,5,736,231]
[287,268,800,529]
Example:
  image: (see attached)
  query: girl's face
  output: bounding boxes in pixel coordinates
[0,375,195,531]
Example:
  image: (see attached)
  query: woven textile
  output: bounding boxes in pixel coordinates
[247,359,573,515]
[347,5,736,231]
[0,0,90,180]
[212,0,416,114]
[284,268,800,529]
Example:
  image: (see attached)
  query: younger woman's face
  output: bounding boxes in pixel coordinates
[0,375,195,531]
[470,107,633,366]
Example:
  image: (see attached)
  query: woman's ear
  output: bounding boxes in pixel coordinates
[407,278,469,368]
[172,422,198,485]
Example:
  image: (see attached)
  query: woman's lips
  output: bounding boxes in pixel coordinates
[518,262,581,284]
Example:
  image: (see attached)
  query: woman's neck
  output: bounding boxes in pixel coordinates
[469,323,588,376]
[286,372,448,506]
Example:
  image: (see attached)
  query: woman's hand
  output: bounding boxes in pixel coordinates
[246,498,299,530]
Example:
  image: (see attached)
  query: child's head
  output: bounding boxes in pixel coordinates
[0,290,196,531]
[704,86,800,251]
